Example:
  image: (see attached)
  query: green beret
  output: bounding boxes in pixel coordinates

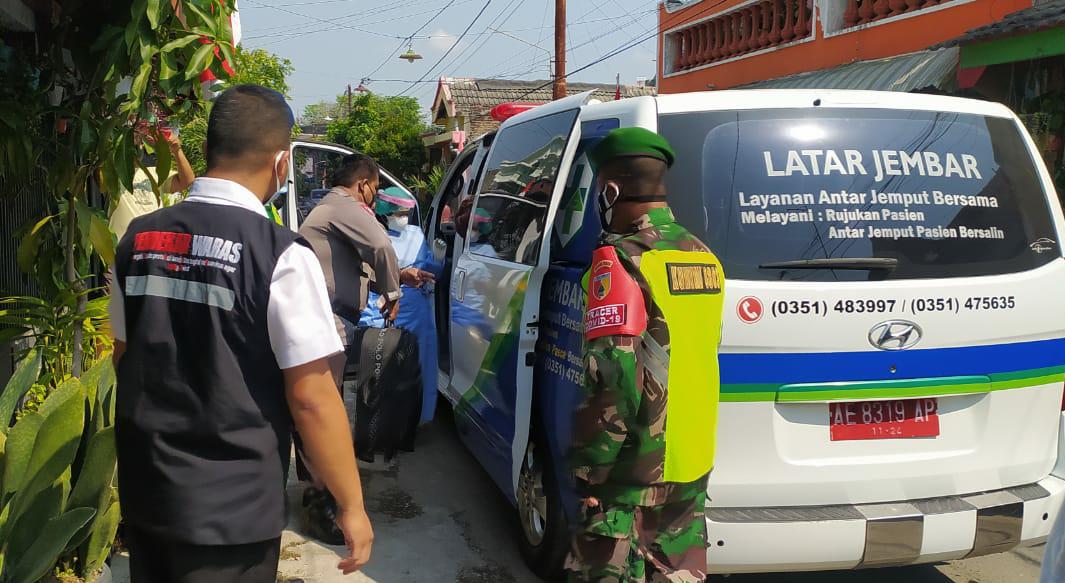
[588,127,675,170]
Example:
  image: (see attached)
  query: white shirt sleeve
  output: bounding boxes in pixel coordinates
[268,243,344,369]
[108,268,126,342]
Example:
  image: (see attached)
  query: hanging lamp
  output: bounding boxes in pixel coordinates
[399,40,423,63]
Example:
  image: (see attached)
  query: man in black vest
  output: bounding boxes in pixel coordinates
[110,84,373,582]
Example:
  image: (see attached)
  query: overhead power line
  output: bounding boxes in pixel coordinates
[247,0,383,7]
[245,0,474,42]
[497,0,740,106]
[362,0,460,82]
[243,0,441,39]
[482,5,655,82]
[406,2,643,101]
[436,0,527,80]
[399,0,494,96]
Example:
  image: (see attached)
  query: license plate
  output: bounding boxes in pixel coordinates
[829,398,940,441]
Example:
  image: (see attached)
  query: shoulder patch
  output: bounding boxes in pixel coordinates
[585,246,647,340]
[666,262,722,295]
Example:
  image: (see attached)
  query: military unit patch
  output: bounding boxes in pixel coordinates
[591,272,611,300]
[665,263,722,295]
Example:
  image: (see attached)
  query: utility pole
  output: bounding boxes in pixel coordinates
[346,84,352,117]
[553,0,566,100]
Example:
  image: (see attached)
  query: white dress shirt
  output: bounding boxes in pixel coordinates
[110,177,342,369]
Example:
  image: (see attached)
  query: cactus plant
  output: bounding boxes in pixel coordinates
[0,353,119,583]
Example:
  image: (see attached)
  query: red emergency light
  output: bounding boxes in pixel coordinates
[490,102,539,123]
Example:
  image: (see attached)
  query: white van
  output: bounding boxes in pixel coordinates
[277,140,416,228]
[426,90,1065,575]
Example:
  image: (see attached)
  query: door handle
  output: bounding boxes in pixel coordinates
[453,269,467,302]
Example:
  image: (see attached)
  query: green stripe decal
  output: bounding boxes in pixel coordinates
[992,373,1065,392]
[720,367,1064,403]
[989,366,1065,382]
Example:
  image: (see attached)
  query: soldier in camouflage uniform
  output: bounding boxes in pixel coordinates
[568,128,725,583]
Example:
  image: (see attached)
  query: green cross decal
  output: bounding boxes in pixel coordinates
[561,164,587,236]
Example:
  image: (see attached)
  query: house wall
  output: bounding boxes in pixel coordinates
[657,0,1033,92]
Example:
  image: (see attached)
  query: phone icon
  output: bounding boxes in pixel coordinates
[737,297,763,324]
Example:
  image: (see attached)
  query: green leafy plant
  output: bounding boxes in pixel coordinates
[0,2,238,580]
[407,164,447,211]
[0,352,119,583]
[1,1,238,380]
[0,291,111,396]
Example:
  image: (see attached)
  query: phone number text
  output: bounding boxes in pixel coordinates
[769,296,1016,318]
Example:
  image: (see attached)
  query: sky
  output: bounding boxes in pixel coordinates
[237,0,661,121]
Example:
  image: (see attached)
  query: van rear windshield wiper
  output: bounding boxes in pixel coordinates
[758,258,899,271]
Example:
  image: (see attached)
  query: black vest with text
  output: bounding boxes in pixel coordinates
[114,200,304,545]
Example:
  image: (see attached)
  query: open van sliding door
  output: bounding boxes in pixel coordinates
[447,92,594,499]
[426,143,488,388]
[283,140,416,230]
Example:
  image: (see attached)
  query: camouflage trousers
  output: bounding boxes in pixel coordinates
[565,490,708,583]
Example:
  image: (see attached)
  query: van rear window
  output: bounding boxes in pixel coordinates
[659,108,1060,281]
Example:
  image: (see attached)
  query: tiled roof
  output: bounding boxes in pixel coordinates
[438,78,656,138]
[937,0,1065,47]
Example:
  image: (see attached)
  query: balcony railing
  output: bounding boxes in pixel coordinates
[841,0,946,28]
[669,0,814,73]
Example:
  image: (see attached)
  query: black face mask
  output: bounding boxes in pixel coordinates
[596,184,620,234]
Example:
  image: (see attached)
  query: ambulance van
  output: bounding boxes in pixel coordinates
[278,139,417,228]
[425,89,1065,576]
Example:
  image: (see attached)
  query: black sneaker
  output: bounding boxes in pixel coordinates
[302,488,345,546]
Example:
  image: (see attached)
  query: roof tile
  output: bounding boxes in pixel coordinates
[938,0,1065,47]
[439,77,656,138]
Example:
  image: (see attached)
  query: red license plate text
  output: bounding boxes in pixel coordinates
[829,398,940,441]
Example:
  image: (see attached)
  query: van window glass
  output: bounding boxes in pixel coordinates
[436,147,477,239]
[292,146,348,223]
[659,109,1060,281]
[552,118,621,260]
[471,109,579,264]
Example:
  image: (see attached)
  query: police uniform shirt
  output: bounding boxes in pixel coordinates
[109,177,342,545]
[298,187,403,340]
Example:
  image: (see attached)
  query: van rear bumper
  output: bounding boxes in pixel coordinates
[706,475,1065,574]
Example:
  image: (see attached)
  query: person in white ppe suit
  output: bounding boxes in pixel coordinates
[360,187,441,424]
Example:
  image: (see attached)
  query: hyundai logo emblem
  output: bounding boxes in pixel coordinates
[869,320,923,351]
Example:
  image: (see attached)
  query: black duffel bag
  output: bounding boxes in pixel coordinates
[344,323,421,462]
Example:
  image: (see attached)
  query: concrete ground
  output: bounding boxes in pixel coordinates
[111,411,1046,582]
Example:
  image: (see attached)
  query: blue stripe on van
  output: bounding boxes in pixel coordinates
[719,338,1065,385]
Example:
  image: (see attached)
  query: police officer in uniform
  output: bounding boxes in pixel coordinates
[296,154,428,543]
[110,85,372,582]
[568,127,725,582]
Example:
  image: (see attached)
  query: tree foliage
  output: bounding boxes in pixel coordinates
[301,100,343,126]
[327,93,428,182]
[227,47,294,95]
[180,46,296,175]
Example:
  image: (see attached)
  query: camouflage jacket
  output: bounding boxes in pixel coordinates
[570,207,712,506]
